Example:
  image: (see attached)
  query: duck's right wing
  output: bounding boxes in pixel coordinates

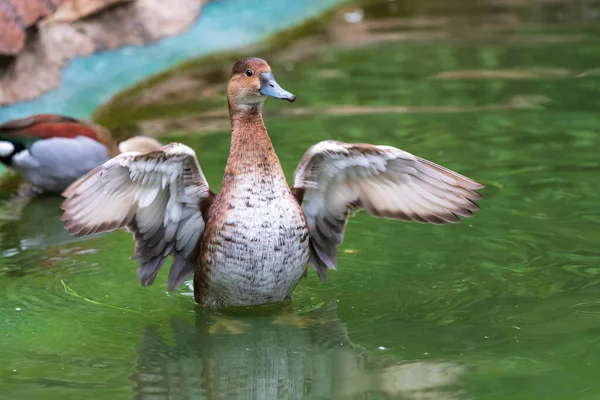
[61,143,213,291]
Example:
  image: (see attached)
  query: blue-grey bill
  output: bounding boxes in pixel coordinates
[259,72,296,102]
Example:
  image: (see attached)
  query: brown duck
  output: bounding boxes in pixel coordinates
[61,58,484,309]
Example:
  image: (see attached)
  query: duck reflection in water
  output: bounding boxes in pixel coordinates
[130,304,464,400]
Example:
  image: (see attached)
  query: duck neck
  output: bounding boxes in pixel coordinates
[226,103,282,177]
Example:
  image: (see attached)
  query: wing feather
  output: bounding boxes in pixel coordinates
[61,143,212,291]
[292,140,484,281]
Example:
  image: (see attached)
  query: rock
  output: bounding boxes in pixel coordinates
[0,0,67,55]
[0,0,205,105]
[45,0,130,23]
[0,7,24,55]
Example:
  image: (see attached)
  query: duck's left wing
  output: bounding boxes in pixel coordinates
[291,140,484,281]
[62,143,213,291]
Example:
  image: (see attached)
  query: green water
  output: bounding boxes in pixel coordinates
[2,0,600,398]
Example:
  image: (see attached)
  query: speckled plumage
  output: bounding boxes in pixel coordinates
[198,173,308,307]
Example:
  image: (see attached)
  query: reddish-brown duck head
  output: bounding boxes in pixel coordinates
[227,57,295,110]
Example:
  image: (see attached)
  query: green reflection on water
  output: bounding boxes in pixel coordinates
[2,0,600,399]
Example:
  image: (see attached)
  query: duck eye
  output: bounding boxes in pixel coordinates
[245,69,254,77]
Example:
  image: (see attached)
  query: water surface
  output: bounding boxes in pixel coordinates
[2,0,600,399]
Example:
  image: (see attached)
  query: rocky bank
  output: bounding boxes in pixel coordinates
[0,0,206,105]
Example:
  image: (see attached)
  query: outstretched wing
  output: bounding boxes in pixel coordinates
[61,143,213,291]
[292,140,484,281]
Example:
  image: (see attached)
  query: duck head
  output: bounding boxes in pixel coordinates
[117,136,162,154]
[227,57,295,111]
